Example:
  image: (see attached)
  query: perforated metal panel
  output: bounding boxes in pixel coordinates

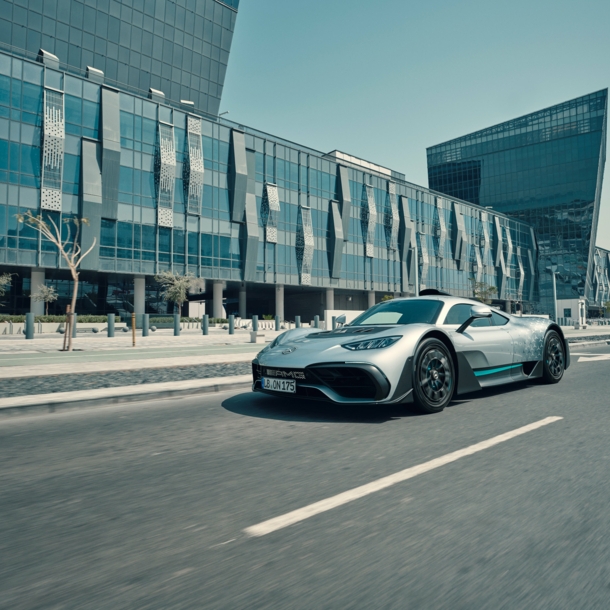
[158,207,174,228]
[384,182,399,251]
[184,115,204,215]
[156,122,176,212]
[41,89,64,211]
[296,205,314,285]
[361,184,376,258]
[261,183,280,243]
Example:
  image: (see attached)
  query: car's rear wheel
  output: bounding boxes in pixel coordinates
[541,330,565,384]
[412,338,455,414]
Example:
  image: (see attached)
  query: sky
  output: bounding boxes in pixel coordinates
[222,0,610,250]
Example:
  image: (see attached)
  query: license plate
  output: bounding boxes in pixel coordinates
[262,378,296,393]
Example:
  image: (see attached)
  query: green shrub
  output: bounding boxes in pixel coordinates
[262,314,274,320]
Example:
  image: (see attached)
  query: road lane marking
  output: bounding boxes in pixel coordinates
[244,416,563,537]
[577,355,610,362]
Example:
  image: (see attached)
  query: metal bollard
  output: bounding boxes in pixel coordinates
[229,314,234,335]
[275,315,280,331]
[173,313,180,336]
[252,315,258,332]
[332,316,337,330]
[295,315,301,328]
[25,312,34,340]
[72,313,78,338]
[107,313,115,337]
[142,314,149,337]
[131,312,136,347]
[314,315,319,329]
[202,314,209,335]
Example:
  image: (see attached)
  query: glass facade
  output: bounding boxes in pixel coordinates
[0,15,538,320]
[0,0,239,117]
[428,90,608,316]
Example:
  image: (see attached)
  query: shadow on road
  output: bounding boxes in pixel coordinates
[222,392,422,424]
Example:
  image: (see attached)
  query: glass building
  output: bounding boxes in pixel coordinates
[0,0,239,117]
[427,90,608,317]
[0,2,537,321]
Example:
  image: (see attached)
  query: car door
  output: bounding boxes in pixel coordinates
[441,303,514,385]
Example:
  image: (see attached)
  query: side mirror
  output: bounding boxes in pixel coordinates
[335,314,346,326]
[456,305,492,333]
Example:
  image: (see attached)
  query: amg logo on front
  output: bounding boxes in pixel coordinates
[265,369,306,380]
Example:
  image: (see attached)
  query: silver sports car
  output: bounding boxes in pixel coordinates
[251,290,569,414]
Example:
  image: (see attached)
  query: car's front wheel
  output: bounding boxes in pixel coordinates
[412,338,455,414]
[541,330,565,384]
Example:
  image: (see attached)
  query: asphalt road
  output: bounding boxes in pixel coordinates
[1,344,610,609]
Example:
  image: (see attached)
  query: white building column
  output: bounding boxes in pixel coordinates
[134,276,146,315]
[213,281,224,319]
[325,288,334,312]
[275,284,284,321]
[239,282,247,319]
[30,269,45,315]
[367,291,376,308]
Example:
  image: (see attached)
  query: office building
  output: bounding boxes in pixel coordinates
[0,1,537,320]
[428,91,608,316]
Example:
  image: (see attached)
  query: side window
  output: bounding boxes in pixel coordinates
[491,311,509,326]
[443,304,472,325]
[471,317,492,327]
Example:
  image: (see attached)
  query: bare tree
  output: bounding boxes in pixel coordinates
[17,212,96,351]
[0,272,13,307]
[155,271,196,317]
[469,278,498,304]
[32,284,58,316]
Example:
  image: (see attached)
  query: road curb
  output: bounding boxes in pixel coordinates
[0,375,252,418]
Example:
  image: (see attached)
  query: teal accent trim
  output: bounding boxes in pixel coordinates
[474,363,521,377]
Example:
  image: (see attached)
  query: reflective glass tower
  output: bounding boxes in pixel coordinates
[427,90,608,316]
[0,0,239,116]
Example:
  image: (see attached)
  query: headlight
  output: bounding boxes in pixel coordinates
[342,335,401,351]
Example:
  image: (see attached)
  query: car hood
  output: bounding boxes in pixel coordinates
[255,324,433,368]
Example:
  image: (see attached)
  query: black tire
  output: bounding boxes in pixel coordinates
[541,330,565,384]
[412,338,455,414]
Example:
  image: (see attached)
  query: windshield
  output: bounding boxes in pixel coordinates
[349,299,444,326]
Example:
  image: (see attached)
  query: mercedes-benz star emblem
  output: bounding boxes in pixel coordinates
[282,347,297,355]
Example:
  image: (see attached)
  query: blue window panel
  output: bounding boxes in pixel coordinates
[0,140,8,171]
[173,229,185,254]
[117,222,133,248]
[10,79,21,109]
[142,117,156,146]
[201,233,213,257]
[21,83,42,115]
[119,166,133,193]
[9,142,19,172]
[158,227,171,253]
[141,225,156,251]
[20,144,39,177]
[65,95,82,125]
[101,219,116,247]
[218,140,229,166]
[120,111,134,140]
[0,75,10,107]
[63,154,80,185]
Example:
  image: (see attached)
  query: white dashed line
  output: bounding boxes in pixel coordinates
[244,416,563,537]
